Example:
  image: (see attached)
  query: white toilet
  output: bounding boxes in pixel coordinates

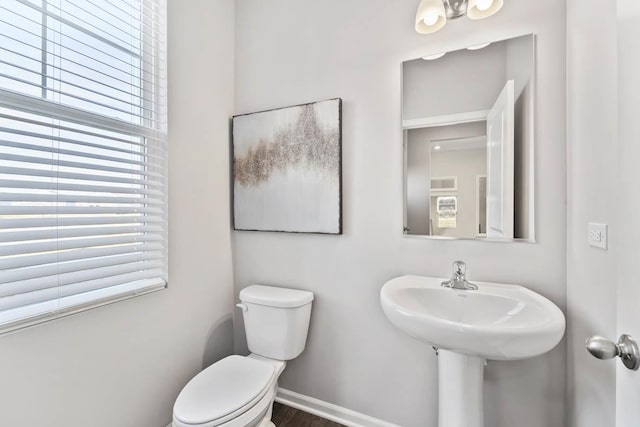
[172,285,314,427]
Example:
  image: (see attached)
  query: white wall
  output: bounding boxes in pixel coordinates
[233,1,566,426]
[0,1,236,426]
[566,1,618,426]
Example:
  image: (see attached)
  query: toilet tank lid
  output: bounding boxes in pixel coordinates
[240,285,314,308]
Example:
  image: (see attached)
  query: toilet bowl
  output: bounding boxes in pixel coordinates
[173,285,314,427]
[172,354,284,427]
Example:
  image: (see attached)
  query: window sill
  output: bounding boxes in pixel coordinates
[0,279,167,335]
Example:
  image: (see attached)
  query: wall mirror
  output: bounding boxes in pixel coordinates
[402,34,535,242]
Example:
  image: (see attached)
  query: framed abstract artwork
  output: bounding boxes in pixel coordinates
[232,98,342,234]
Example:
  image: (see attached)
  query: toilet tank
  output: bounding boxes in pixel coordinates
[239,285,314,360]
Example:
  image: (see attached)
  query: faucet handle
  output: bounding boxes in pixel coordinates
[453,260,466,277]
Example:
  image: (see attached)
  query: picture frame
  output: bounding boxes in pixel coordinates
[232,98,343,234]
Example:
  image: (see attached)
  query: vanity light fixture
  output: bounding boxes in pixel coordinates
[415,0,504,35]
[422,52,447,60]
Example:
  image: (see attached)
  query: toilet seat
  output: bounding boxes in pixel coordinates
[173,355,275,427]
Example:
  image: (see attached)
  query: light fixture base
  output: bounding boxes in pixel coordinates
[443,0,468,20]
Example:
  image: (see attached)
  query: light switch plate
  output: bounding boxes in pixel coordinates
[588,223,608,250]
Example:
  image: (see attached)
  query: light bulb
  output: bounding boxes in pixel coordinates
[422,52,446,60]
[476,0,494,11]
[423,11,439,26]
[467,0,503,20]
[415,0,447,34]
[434,145,442,151]
[467,42,491,51]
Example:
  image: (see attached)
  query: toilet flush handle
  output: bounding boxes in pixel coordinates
[235,303,248,312]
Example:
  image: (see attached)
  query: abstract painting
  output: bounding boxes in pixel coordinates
[232,98,342,234]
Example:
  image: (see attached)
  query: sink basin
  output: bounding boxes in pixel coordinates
[380,275,565,360]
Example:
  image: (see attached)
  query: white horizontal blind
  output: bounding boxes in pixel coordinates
[0,0,167,331]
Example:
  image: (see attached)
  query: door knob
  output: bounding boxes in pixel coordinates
[585,334,640,371]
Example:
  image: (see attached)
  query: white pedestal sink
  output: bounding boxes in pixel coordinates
[380,275,565,427]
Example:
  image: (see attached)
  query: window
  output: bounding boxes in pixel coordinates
[0,0,167,332]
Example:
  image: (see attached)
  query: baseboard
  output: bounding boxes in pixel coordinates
[275,388,402,427]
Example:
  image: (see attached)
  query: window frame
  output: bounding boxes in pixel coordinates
[0,0,168,334]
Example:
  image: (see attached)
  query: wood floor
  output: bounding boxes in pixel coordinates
[271,402,345,427]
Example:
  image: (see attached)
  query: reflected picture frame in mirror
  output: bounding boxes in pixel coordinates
[402,34,536,242]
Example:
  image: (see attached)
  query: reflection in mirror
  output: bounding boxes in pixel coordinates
[402,34,535,241]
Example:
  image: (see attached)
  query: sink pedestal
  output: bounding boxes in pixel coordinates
[438,350,485,427]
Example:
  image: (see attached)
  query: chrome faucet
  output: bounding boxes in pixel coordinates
[441,261,478,290]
